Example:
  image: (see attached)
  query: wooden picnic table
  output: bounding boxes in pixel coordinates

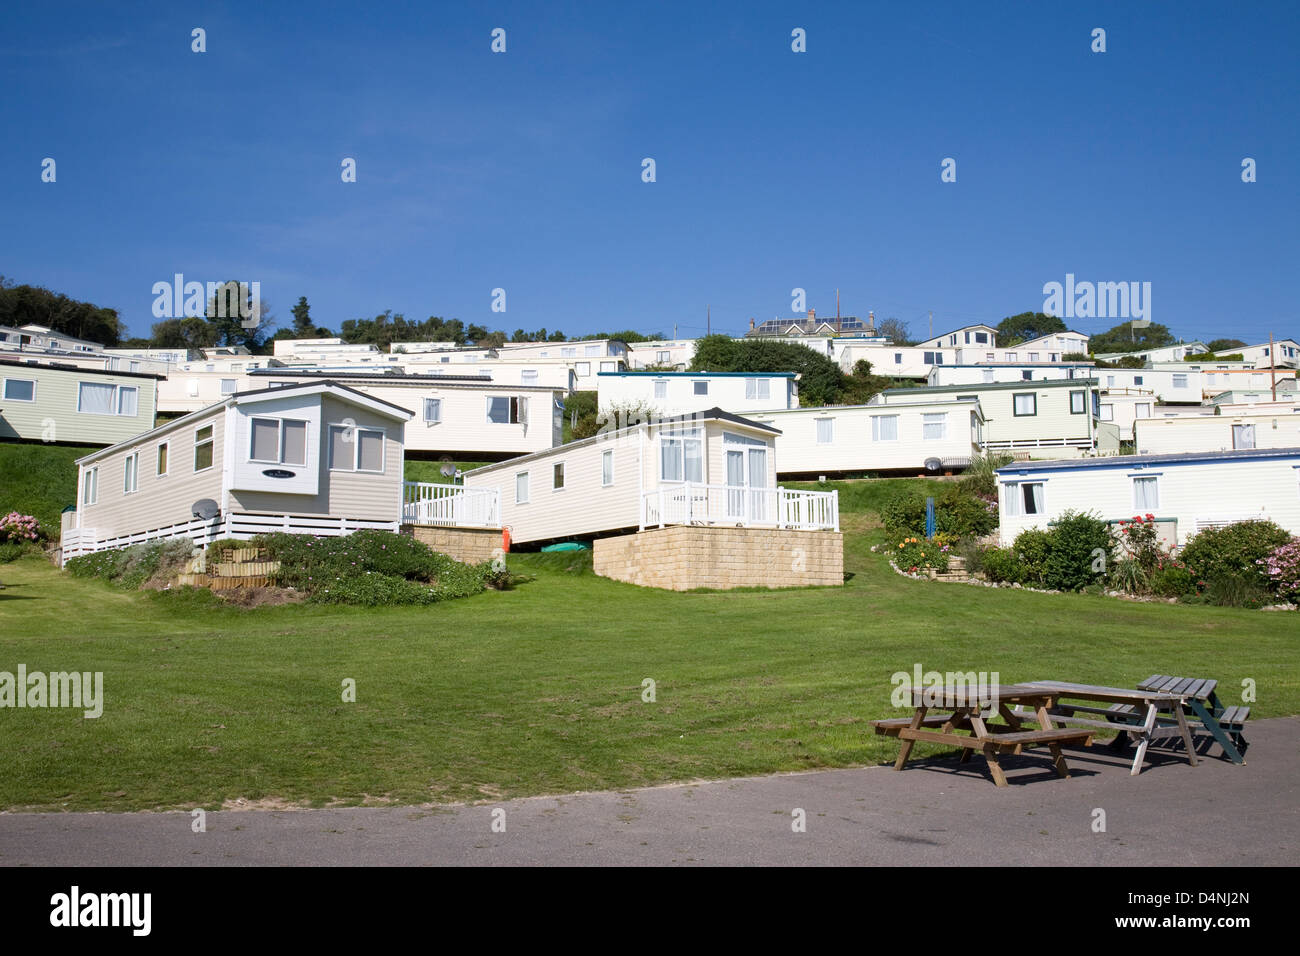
[1135,675,1249,764]
[1016,681,1197,776]
[871,684,1096,787]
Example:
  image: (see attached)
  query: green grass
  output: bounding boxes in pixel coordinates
[0,442,95,535]
[2,484,1296,811]
[403,459,492,484]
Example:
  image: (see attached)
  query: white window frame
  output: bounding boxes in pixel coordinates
[745,378,771,401]
[76,382,139,417]
[659,430,703,482]
[328,424,385,473]
[871,414,899,442]
[575,361,591,377]
[486,396,524,424]
[515,471,530,504]
[815,418,833,444]
[220,378,238,395]
[1,378,36,402]
[82,466,98,505]
[922,413,947,440]
[423,398,442,424]
[1004,481,1045,517]
[602,449,614,487]
[249,417,308,466]
[1132,476,1159,511]
[157,441,169,477]
[653,379,668,399]
[194,424,215,473]
[693,380,709,396]
[123,451,139,494]
[552,461,566,491]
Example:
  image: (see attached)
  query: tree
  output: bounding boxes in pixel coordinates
[1087,321,1177,353]
[290,297,314,336]
[996,311,1066,346]
[1207,338,1247,352]
[875,317,914,346]
[205,281,275,350]
[689,335,845,406]
[0,278,125,346]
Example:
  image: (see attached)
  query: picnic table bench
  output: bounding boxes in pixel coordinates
[1014,681,1195,775]
[1129,675,1249,763]
[871,685,1095,787]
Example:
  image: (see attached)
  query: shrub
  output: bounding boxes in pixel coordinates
[1256,538,1300,603]
[1043,511,1113,591]
[894,536,949,574]
[0,512,42,543]
[1011,528,1053,587]
[1179,520,1292,590]
[958,452,1013,498]
[64,539,194,587]
[880,485,998,541]
[980,546,1022,583]
[1205,574,1272,609]
[0,541,37,563]
[1108,557,1149,596]
[1150,564,1197,598]
[250,530,491,606]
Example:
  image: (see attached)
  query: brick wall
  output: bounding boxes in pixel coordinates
[402,525,501,565]
[593,526,843,591]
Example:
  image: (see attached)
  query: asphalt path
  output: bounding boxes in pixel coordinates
[2,717,1295,866]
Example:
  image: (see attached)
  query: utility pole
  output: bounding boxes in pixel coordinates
[1270,331,1277,401]
[707,305,710,337]
[929,310,933,339]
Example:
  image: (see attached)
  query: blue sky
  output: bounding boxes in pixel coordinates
[3,1,1297,345]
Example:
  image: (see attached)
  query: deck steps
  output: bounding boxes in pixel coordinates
[170,547,280,591]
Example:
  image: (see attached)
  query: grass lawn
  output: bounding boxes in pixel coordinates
[0,443,95,534]
[1,479,1296,811]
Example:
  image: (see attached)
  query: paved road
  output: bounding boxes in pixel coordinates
[2,717,1296,866]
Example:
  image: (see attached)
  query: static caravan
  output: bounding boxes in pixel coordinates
[1094,342,1208,364]
[0,360,159,446]
[915,324,999,351]
[995,448,1300,547]
[247,369,563,459]
[626,340,697,370]
[748,399,984,477]
[597,371,799,417]
[874,379,1109,457]
[62,381,412,562]
[928,363,1095,387]
[459,408,838,546]
[835,342,959,380]
[1002,330,1091,360]
[1234,339,1300,370]
[1135,412,1300,456]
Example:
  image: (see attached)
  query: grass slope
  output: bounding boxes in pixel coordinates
[2,479,1294,811]
[0,443,95,535]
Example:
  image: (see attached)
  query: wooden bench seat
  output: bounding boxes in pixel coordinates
[982,728,1094,749]
[871,714,967,734]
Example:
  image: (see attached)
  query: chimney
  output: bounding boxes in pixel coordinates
[807,308,815,321]
[749,317,755,331]
[868,310,876,332]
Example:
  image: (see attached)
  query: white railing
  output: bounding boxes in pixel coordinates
[640,483,838,532]
[59,512,399,566]
[983,437,1092,449]
[402,482,501,528]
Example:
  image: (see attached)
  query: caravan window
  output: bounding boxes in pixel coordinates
[660,430,703,482]
[487,396,525,424]
[1004,481,1045,517]
[194,425,215,472]
[250,418,308,466]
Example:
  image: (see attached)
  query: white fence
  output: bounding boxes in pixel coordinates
[402,482,501,528]
[640,483,839,532]
[59,512,398,566]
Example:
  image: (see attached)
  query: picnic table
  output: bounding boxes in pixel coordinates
[1015,681,1196,776]
[871,684,1096,787]
[1134,675,1249,764]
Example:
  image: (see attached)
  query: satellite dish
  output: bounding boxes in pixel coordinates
[439,461,458,478]
[923,457,943,473]
[192,498,220,520]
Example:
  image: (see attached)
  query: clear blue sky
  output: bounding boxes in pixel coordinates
[3,1,1297,345]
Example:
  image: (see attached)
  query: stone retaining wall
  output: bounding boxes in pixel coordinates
[403,525,501,565]
[594,526,843,591]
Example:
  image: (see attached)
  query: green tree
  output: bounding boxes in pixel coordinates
[996,311,1066,346]
[1088,321,1177,353]
[0,277,125,346]
[689,335,845,406]
[290,296,313,335]
[875,317,914,345]
[1206,338,1247,352]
